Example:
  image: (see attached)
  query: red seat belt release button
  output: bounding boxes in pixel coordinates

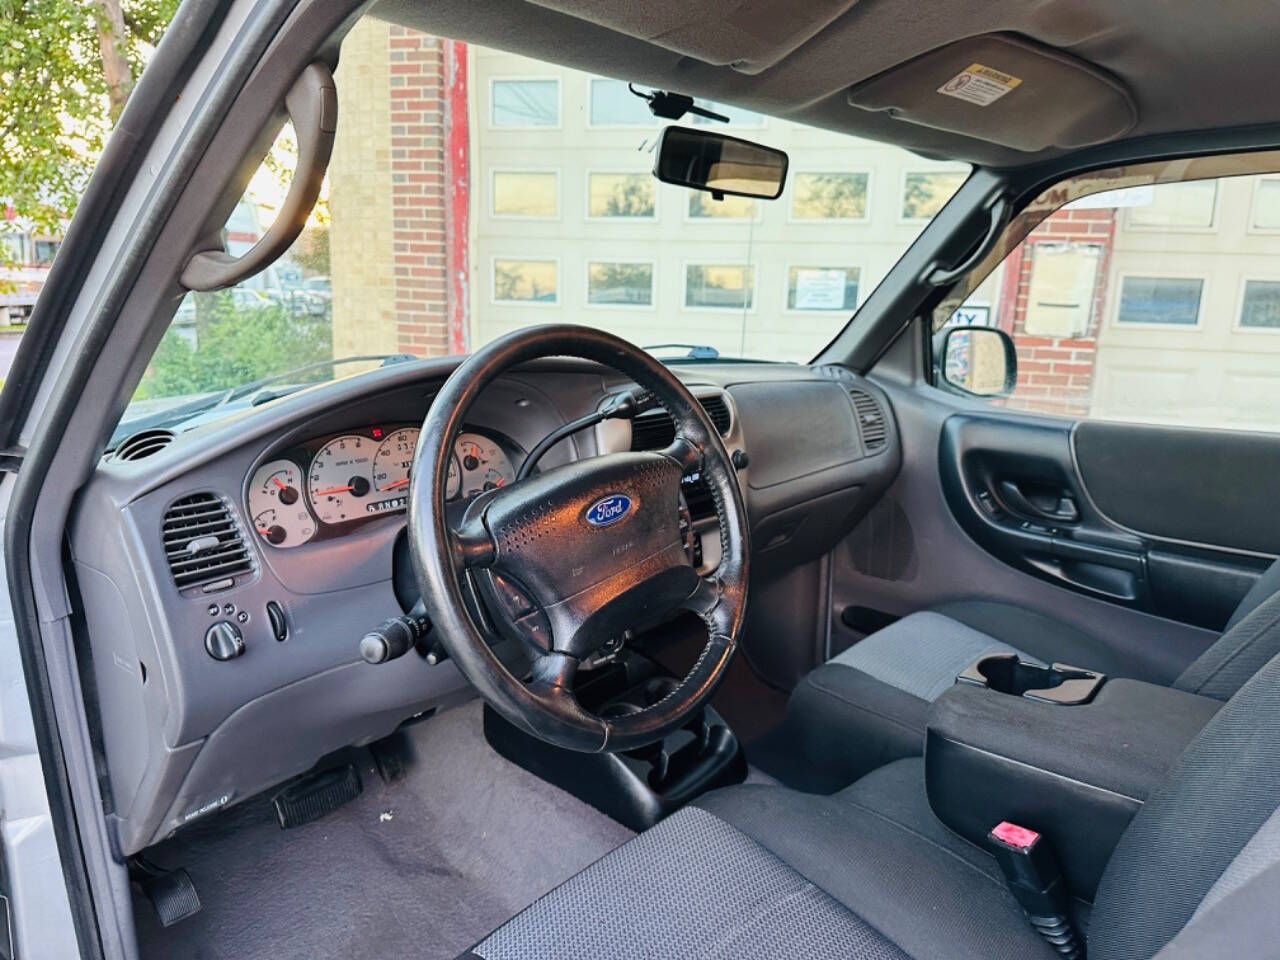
[988,821,1083,959]
[992,821,1040,849]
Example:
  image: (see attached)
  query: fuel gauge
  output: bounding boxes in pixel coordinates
[248,459,316,547]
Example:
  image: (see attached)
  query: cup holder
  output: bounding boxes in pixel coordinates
[958,653,1105,705]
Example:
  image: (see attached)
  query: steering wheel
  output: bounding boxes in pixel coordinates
[408,325,750,753]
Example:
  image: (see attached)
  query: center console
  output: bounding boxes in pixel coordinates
[926,655,1221,900]
[483,650,746,831]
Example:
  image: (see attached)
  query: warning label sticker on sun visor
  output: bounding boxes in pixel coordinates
[937,63,1022,106]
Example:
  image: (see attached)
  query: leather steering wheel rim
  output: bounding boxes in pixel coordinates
[408,324,750,753]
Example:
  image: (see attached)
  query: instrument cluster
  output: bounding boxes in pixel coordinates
[246,425,518,549]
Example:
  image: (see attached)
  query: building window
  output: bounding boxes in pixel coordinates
[587,261,654,307]
[587,173,656,218]
[791,173,869,220]
[1126,180,1217,229]
[685,264,755,310]
[0,232,27,263]
[1241,280,1280,329]
[1116,276,1203,326]
[588,79,655,126]
[901,170,967,220]
[1023,242,1103,337]
[786,266,860,311]
[688,192,757,219]
[493,259,558,304]
[1251,178,1280,231]
[491,79,559,128]
[33,239,61,264]
[491,171,558,218]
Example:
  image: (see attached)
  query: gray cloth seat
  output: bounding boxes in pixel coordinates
[785,560,1280,786]
[468,757,1059,960]
[465,649,1280,959]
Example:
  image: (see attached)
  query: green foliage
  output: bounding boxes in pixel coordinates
[0,0,180,232]
[135,291,332,400]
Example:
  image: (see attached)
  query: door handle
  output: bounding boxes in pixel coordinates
[998,480,1079,524]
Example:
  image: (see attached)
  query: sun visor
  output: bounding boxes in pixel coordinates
[521,0,861,73]
[847,34,1137,153]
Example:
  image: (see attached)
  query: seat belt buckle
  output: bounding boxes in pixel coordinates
[988,821,1084,959]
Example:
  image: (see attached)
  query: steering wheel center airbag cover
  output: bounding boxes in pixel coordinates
[486,452,682,595]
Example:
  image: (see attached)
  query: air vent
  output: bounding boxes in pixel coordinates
[162,493,253,590]
[629,394,732,451]
[849,389,887,451]
[113,429,175,461]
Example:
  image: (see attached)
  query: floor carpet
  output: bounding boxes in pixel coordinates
[133,700,634,960]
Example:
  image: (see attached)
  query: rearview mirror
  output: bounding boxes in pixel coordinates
[935,326,1017,398]
[653,126,788,200]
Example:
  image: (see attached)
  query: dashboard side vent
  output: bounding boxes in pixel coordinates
[629,394,732,451]
[849,388,887,451]
[162,493,252,589]
[114,428,175,461]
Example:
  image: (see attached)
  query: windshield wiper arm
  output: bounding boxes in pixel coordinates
[641,343,721,360]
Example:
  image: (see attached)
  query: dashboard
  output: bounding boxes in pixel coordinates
[246,426,520,548]
[68,357,900,857]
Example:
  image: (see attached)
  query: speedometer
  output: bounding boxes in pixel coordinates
[370,427,419,514]
[373,427,419,493]
[307,434,375,524]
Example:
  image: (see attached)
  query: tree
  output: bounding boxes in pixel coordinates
[0,0,179,233]
[135,291,332,400]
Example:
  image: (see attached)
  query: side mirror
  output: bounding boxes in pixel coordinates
[934,326,1017,398]
[653,126,788,200]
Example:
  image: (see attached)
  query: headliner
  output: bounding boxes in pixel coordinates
[372,0,1280,168]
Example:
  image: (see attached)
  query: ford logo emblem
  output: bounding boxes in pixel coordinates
[585,494,633,527]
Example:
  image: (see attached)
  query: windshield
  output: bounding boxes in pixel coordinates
[124,21,971,437]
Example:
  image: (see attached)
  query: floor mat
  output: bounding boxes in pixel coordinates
[133,700,634,960]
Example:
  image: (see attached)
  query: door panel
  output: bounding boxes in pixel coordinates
[1074,421,1280,555]
[938,413,1274,630]
[827,360,1234,685]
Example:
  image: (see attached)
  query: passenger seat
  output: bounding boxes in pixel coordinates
[779,560,1280,788]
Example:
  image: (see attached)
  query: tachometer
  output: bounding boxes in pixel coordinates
[455,432,515,499]
[307,434,375,524]
[247,459,315,547]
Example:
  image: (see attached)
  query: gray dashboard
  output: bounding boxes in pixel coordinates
[68,357,898,855]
